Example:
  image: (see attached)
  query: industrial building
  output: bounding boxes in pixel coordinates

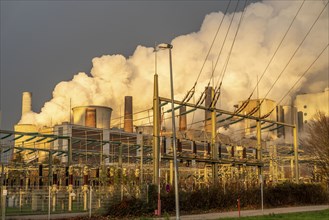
[294,87,329,129]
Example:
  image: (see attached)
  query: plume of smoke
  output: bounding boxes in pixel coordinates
[19,1,328,128]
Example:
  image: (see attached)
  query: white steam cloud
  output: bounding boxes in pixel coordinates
[20,1,328,128]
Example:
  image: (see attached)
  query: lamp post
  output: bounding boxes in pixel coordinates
[156,43,180,220]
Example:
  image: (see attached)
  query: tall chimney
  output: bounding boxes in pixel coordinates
[179,106,187,131]
[22,92,32,116]
[204,87,212,133]
[124,96,133,133]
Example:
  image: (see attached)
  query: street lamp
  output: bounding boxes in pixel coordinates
[156,43,180,220]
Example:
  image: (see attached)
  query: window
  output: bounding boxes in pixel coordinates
[304,105,307,109]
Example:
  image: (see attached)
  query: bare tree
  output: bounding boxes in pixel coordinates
[301,112,329,181]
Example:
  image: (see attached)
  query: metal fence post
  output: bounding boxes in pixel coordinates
[260,174,264,214]
[1,187,6,220]
[48,186,51,220]
[89,186,92,218]
[1,163,6,220]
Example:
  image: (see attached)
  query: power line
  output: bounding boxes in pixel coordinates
[211,0,248,108]
[249,0,306,101]
[234,0,306,115]
[183,0,233,103]
[261,43,329,119]
[247,1,328,117]
[194,0,244,108]
[215,0,248,90]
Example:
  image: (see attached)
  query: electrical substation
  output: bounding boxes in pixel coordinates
[1,74,326,217]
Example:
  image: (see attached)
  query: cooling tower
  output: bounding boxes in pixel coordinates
[124,96,133,133]
[72,106,112,129]
[22,92,32,116]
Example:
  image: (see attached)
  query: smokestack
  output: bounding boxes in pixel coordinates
[204,87,212,133]
[124,96,133,133]
[282,105,297,143]
[22,92,32,116]
[179,106,187,131]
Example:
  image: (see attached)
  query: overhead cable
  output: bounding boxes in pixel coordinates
[247,1,328,117]
[211,0,248,107]
[194,0,243,108]
[182,0,233,103]
[249,0,306,100]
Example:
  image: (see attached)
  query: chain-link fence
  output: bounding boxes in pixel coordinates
[1,183,149,219]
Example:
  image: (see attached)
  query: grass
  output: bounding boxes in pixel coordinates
[218,209,329,220]
[5,204,88,216]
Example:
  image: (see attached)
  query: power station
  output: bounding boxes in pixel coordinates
[0,81,328,216]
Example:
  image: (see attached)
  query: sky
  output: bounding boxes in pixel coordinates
[1,0,328,131]
[0,0,256,130]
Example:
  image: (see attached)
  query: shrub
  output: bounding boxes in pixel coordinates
[107,197,152,217]
[264,182,328,207]
[106,182,328,218]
